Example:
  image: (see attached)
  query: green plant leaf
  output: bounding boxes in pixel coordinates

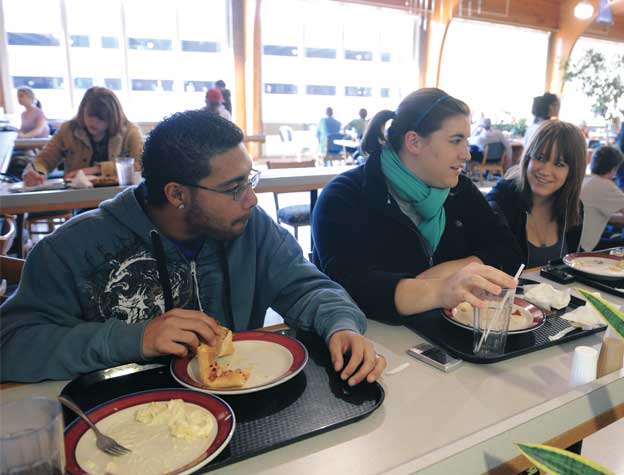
[516,443,614,475]
[576,288,624,339]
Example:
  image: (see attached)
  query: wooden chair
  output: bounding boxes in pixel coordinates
[25,210,73,240]
[266,159,316,240]
[479,142,507,185]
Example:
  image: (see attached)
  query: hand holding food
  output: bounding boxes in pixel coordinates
[196,325,250,389]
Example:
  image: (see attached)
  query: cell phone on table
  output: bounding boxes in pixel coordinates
[407,343,462,373]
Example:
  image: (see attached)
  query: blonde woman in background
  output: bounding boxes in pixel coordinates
[16,86,50,139]
[23,87,143,185]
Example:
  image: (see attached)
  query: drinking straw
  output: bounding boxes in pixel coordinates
[475,263,525,353]
[150,230,174,312]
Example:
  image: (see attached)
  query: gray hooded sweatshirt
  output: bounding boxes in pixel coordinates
[0,186,366,382]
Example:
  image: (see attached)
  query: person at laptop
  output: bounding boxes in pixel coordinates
[1,110,385,384]
[22,87,143,186]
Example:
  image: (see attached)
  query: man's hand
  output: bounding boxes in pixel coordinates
[328,330,386,386]
[142,309,221,358]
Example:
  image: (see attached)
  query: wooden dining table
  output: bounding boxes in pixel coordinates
[2,271,623,475]
[0,165,355,257]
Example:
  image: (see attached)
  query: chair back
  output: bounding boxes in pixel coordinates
[483,142,505,163]
[326,133,346,156]
[279,126,294,143]
[0,216,16,255]
[0,131,18,174]
[0,255,24,285]
[266,159,316,170]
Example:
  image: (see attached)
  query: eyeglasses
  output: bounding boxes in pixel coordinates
[181,169,261,201]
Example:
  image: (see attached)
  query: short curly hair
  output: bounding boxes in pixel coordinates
[142,110,244,205]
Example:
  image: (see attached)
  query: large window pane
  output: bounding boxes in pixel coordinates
[261,0,417,131]
[561,37,624,130]
[439,19,549,126]
[4,0,70,119]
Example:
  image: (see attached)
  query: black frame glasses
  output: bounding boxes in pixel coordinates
[181,168,261,201]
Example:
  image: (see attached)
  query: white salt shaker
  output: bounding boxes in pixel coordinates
[569,346,599,387]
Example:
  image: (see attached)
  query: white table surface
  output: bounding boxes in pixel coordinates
[2,272,622,474]
[0,166,355,214]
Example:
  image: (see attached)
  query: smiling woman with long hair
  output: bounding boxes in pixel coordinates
[486,120,587,267]
[311,88,521,322]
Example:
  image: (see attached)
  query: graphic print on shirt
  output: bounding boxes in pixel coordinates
[83,237,191,323]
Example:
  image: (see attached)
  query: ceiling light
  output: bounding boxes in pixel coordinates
[574,1,594,20]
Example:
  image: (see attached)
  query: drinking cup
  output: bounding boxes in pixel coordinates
[114,157,135,186]
[0,397,66,475]
[473,288,515,357]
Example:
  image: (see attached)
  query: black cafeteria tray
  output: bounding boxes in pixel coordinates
[548,256,624,299]
[60,330,384,473]
[405,278,606,363]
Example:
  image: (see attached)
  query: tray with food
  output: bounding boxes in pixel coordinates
[60,329,384,474]
[406,279,606,363]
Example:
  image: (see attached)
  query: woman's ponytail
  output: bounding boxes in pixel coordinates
[361,110,395,157]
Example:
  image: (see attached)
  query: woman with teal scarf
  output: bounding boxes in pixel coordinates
[312,88,521,322]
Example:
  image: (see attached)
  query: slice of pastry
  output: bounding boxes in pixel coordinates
[196,326,248,389]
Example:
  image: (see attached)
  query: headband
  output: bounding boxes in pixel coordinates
[410,94,451,131]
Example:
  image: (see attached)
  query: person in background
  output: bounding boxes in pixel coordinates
[487,120,586,267]
[204,87,232,121]
[22,87,143,186]
[467,118,512,176]
[344,108,368,139]
[215,79,232,114]
[580,146,624,250]
[316,107,341,155]
[524,93,560,146]
[16,86,50,139]
[0,110,385,384]
[312,88,520,323]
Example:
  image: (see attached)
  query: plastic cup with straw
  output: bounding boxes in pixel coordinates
[474,263,525,354]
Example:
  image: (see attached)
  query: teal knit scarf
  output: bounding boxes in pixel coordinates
[380,145,449,252]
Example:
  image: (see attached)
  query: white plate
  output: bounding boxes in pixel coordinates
[563,252,624,280]
[171,331,308,395]
[64,389,234,475]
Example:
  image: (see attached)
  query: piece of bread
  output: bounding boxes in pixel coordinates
[196,326,248,389]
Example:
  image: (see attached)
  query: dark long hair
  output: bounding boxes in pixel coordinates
[361,88,470,157]
[531,93,559,121]
[516,120,586,228]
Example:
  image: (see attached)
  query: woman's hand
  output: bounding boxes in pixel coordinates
[22,164,46,186]
[435,262,517,310]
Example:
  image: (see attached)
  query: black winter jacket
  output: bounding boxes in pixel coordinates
[485,179,584,264]
[311,150,522,323]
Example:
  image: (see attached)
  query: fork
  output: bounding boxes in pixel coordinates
[58,395,131,457]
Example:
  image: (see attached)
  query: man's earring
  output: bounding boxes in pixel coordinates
[178,203,185,209]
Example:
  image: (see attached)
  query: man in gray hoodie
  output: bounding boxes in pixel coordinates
[1,110,385,384]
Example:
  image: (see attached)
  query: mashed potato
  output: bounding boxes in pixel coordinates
[135,399,214,440]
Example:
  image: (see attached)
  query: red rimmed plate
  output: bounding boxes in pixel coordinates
[171,330,308,395]
[563,252,624,281]
[442,297,545,334]
[64,388,234,475]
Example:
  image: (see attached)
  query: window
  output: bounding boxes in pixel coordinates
[3,0,233,121]
[261,0,418,126]
[345,86,372,97]
[439,19,549,124]
[561,37,624,127]
[306,85,336,96]
[265,83,298,94]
